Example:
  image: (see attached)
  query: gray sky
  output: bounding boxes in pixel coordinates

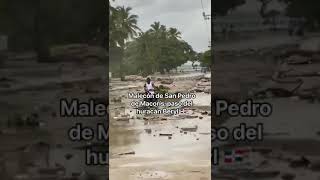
[111,0,211,52]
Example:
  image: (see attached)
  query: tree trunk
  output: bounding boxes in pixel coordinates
[34,0,51,62]
[160,68,165,74]
[119,46,125,81]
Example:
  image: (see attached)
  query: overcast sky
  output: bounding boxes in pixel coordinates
[111,0,211,52]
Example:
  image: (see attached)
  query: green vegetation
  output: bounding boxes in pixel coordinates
[123,22,198,76]
[279,0,320,29]
[0,0,211,75]
[109,2,204,78]
[155,85,170,95]
[109,5,140,79]
[214,0,246,16]
[0,0,106,59]
[199,49,212,70]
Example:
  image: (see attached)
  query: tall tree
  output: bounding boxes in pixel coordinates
[199,49,211,70]
[124,22,196,75]
[168,28,181,39]
[279,0,320,29]
[109,5,140,80]
[0,0,106,59]
[214,0,246,16]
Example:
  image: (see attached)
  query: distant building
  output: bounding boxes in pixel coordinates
[176,61,204,73]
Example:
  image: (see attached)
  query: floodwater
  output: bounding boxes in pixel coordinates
[109,79,211,180]
[214,98,320,180]
[222,98,320,141]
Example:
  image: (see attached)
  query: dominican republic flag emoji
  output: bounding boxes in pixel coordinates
[224,148,250,164]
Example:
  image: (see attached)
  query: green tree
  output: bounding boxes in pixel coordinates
[123,22,196,76]
[214,0,246,16]
[279,0,320,29]
[0,0,106,60]
[168,28,181,39]
[199,49,212,70]
[109,5,140,80]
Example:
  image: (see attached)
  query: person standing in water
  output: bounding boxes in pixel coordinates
[144,77,156,102]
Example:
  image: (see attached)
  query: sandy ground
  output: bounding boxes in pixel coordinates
[213,98,320,180]
[109,73,211,180]
[0,57,108,179]
[213,32,320,179]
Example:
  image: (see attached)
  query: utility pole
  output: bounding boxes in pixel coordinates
[202,12,211,47]
[203,12,211,20]
[200,0,211,48]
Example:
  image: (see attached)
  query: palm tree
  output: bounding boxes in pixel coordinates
[109,5,140,80]
[150,22,167,37]
[114,6,140,48]
[109,4,118,48]
[150,22,161,33]
[168,28,181,39]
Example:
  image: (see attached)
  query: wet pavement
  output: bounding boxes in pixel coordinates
[0,55,108,179]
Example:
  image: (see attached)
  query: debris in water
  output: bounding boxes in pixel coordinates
[181,125,198,132]
[118,151,135,156]
[289,156,310,168]
[159,133,172,136]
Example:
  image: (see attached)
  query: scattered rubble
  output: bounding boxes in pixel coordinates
[180,125,198,132]
[114,114,130,121]
[289,156,310,168]
[7,113,41,128]
[144,129,152,134]
[160,79,174,85]
[159,133,173,137]
[281,173,296,180]
[178,114,198,119]
[253,47,320,100]
[50,44,107,63]
[118,151,135,156]
[190,79,211,93]
[123,75,144,81]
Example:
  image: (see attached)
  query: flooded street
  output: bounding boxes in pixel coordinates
[0,56,108,179]
[213,98,320,180]
[109,73,211,180]
[213,33,320,180]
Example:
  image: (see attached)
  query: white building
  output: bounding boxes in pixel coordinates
[176,61,203,72]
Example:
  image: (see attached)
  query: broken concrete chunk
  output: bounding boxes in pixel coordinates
[281,173,296,180]
[289,156,310,168]
[200,111,208,115]
[160,79,173,84]
[144,129,152,134]
[179,114,198,119]
[114,116,130,121]
[286,55,311,65]
[181,125,198,132]
[124,75,144,81]
[118,151,135,156]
